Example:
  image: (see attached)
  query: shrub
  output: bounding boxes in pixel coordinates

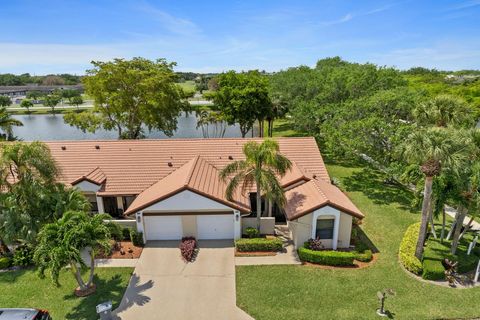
[422,259,445,280]
[13,245,34,267]
[122,227,132,240]
[245,227,260,238]
[355,249,373,262]
[399,222,423,275]
[107,222,123,241]
[298,247,355,266]
[180,237,197,262]
[129,229,144,247]
[0,256,11,269]
[235,238,283,252]
[306,238,324,251]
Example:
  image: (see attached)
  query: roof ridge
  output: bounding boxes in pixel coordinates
[184,155,201,187]
[311,178,328,201]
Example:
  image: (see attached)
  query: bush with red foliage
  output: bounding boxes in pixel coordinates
[180,237,197,262]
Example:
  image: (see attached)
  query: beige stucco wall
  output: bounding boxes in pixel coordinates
[242,217,275,235]
[182,215,197,237]
[289,206,353,249]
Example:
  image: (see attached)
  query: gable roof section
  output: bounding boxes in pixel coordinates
[124,156,250,215]
[284,178,364,220]
[45,137,329,196]
[71,167,106,186]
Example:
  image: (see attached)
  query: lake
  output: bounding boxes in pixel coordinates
[11,113,252,141]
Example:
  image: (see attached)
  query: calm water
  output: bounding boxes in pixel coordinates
[12,113,252,141]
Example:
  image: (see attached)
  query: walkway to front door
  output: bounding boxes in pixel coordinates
[114,240,253,320]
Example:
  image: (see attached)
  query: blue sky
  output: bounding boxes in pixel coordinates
[1,0,479,74]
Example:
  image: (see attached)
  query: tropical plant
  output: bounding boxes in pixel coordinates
[400,128,471,259]
[0,96,12,107]
[413,95,474,128]
[34,211,112,294]
[220,139,291,229]
[0,107,22,140]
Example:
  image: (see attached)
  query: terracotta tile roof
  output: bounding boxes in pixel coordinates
[124,156,250,214]
[284,178,364,220]
[71,167,106,185]
[45,137,329,196]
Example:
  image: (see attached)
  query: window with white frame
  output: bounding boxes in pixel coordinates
[315,218,334,239]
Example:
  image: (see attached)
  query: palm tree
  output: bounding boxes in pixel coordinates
[401,127,471,259]
[0,107,22,140]
[34,211,112,295]
[220,139,292,230]
[413,94,473,128]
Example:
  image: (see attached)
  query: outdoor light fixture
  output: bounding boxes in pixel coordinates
[137,213,142,223]
[235,213,239,221]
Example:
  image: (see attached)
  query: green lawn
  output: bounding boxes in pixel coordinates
[236,161,480,320]
[0,267,133,319]
[177,80,196,94]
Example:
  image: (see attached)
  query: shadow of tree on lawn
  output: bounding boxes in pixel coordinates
[111,273,153,319]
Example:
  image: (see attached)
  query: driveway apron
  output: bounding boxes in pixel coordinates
[114,240,252,320]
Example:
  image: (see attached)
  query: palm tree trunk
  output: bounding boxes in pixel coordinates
[256,182,262,231]
[459,214,476,241]
[70,262,87,290]
[87,250,96,287]
[451,206,467,255]
[415,176,433,260]
[440,207,446,243]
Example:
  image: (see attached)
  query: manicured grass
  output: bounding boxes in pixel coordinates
[177,80,196,93]
[236,161,480,320]
[266,118,307,137]
[0,267,133,319]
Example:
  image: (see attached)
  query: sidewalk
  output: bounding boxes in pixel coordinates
[445,206,480,231]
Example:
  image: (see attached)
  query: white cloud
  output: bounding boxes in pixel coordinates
[321,13,353,26]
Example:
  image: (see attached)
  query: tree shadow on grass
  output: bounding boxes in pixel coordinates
[357,227,380,254]
[0,268,31,284]
[111,273,153,319]
[342,167,414,211]
[64,273,133,320]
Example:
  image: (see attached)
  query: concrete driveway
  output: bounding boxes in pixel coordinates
[114,240,253,320]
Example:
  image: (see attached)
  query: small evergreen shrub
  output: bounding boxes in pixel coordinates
[13,245,34,267]
[355,249,373,262]
[245,227,260,238]
[235,238,283,252]
[107,222,123,241]
[180,237,197,262]
[129,229,144,247]
[298,247,355,266]
[0,256,12,269]
[422,259,445,280]
[122,227,132,240]
[399,222,423,275]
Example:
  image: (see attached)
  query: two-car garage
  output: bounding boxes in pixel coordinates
[143,213,235,240]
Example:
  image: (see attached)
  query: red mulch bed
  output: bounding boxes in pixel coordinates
[302,253,378,269]
[235,250,277,257]
[97,241,143,259]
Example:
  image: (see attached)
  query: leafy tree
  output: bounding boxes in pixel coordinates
[20,99,34,113]
[0,96,12,107]
[64,57,186,139]
[195,76,209,93]
[34,211,112,294]
[43,94,61,113]
[26,90,43,101]
[220,140,292,229]
[68,95,84,110]
[210,71,272,137]
[400,128,472,259]
[0,107,22,140]
[41,75,65,86]
[60,89,80,99]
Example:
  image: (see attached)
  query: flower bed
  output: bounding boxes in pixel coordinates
[97,241,143,259]
[180,237,197,262]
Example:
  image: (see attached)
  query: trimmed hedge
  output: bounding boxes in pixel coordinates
[129,229,144,247]
[245,227,260,239]
[235,238,283,252]
[0,256,12,269]
[422,259,445,280]
[355,249,373,262]
[298,247,355,266]
[399,222,423,275]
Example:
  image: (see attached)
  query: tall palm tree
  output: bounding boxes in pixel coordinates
[34,211,112,295]
[413,94,474,129]
[401,127,471,259]
[0,107,22,140]
[220,139,292,230]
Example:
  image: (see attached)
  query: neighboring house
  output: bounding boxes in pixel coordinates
[45,137,364,249]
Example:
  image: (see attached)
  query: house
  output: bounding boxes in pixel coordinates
[45,137,364,249]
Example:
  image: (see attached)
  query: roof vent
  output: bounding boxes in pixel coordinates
[167,162,173,167]
[61,146,66,150]
[95,145,100,150]
[228,155,233,160]
[313,174,317,179]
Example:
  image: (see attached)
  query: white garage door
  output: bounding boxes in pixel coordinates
[197,214,234,239]
[144,216,183,240]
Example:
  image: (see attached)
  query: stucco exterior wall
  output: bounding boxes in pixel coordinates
[242,217,275,235]
[181,215,197,237]
[289,206,353,250]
